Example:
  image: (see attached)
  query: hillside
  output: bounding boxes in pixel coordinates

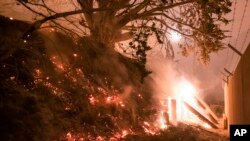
[0,15,228,141]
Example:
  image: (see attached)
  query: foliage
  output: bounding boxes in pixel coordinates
[15,0,231,65]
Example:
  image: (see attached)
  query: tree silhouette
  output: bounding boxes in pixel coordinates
[17,0,231,64]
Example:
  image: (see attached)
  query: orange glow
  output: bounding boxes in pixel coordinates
[121,130,129,138]
[143,121,150,126]
[50,56,66,71]
[158,111,168,129]
[202,123,212,129]
[66,132,73,141]
[142,122,157,135]
[34,69,42,79]
[57,64,64,70]
[89,95,97,105]
[105,96,121,105]
[106,96,112,103]
[138,94,143,98]
[10,76,15,80]
[157,78,213,129]
[168,97,172,121]
[96,136,104,141]
[65,107,70,111]
[119,101,125,107]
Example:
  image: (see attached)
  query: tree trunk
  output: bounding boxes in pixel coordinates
[88,12,121,47]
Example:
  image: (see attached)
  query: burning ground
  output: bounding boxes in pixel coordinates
[0,16,228,141]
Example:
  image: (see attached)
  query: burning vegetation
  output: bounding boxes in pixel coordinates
[0,15,154,140]
[0,15,229,141]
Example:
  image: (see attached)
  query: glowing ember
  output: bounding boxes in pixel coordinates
[35,69,41,74]
[34,69,42,78]
[119,101,125,107]
[96,136,104,141]
[89,95,97,105]
[50,56,66,71]
[65,107,70,111]
[142,125,157,135]
[138,94,143,98]
[66,132,73,141]
[57,64,64,70]
[109,137,118,141]
[107,97,111,102]
[106,96,113,103]
[144,121,150,126]
[121,130,129,138]
[10,76,15,80]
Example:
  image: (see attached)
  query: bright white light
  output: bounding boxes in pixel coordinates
[176,79,195,97]
[202,123,212,129]
[175,79,202,125]
[171,31,181,42]
[175,79,197,104]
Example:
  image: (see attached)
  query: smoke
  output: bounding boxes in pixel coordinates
[146,58,178,99]
[145,53,200,104]
[145,49,225,106]
[177,52,226,105]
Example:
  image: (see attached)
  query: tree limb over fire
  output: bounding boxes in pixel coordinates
[17,0,231,64]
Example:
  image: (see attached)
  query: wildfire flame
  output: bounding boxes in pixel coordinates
[63,78,213,141]
[156,78,213,130]
[175,79,196,102]
[158,111,168,129]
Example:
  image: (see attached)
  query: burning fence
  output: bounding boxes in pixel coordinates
[63,78,221,141]
[157,78,220,130]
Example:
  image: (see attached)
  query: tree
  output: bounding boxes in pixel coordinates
[17,0,231,65]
